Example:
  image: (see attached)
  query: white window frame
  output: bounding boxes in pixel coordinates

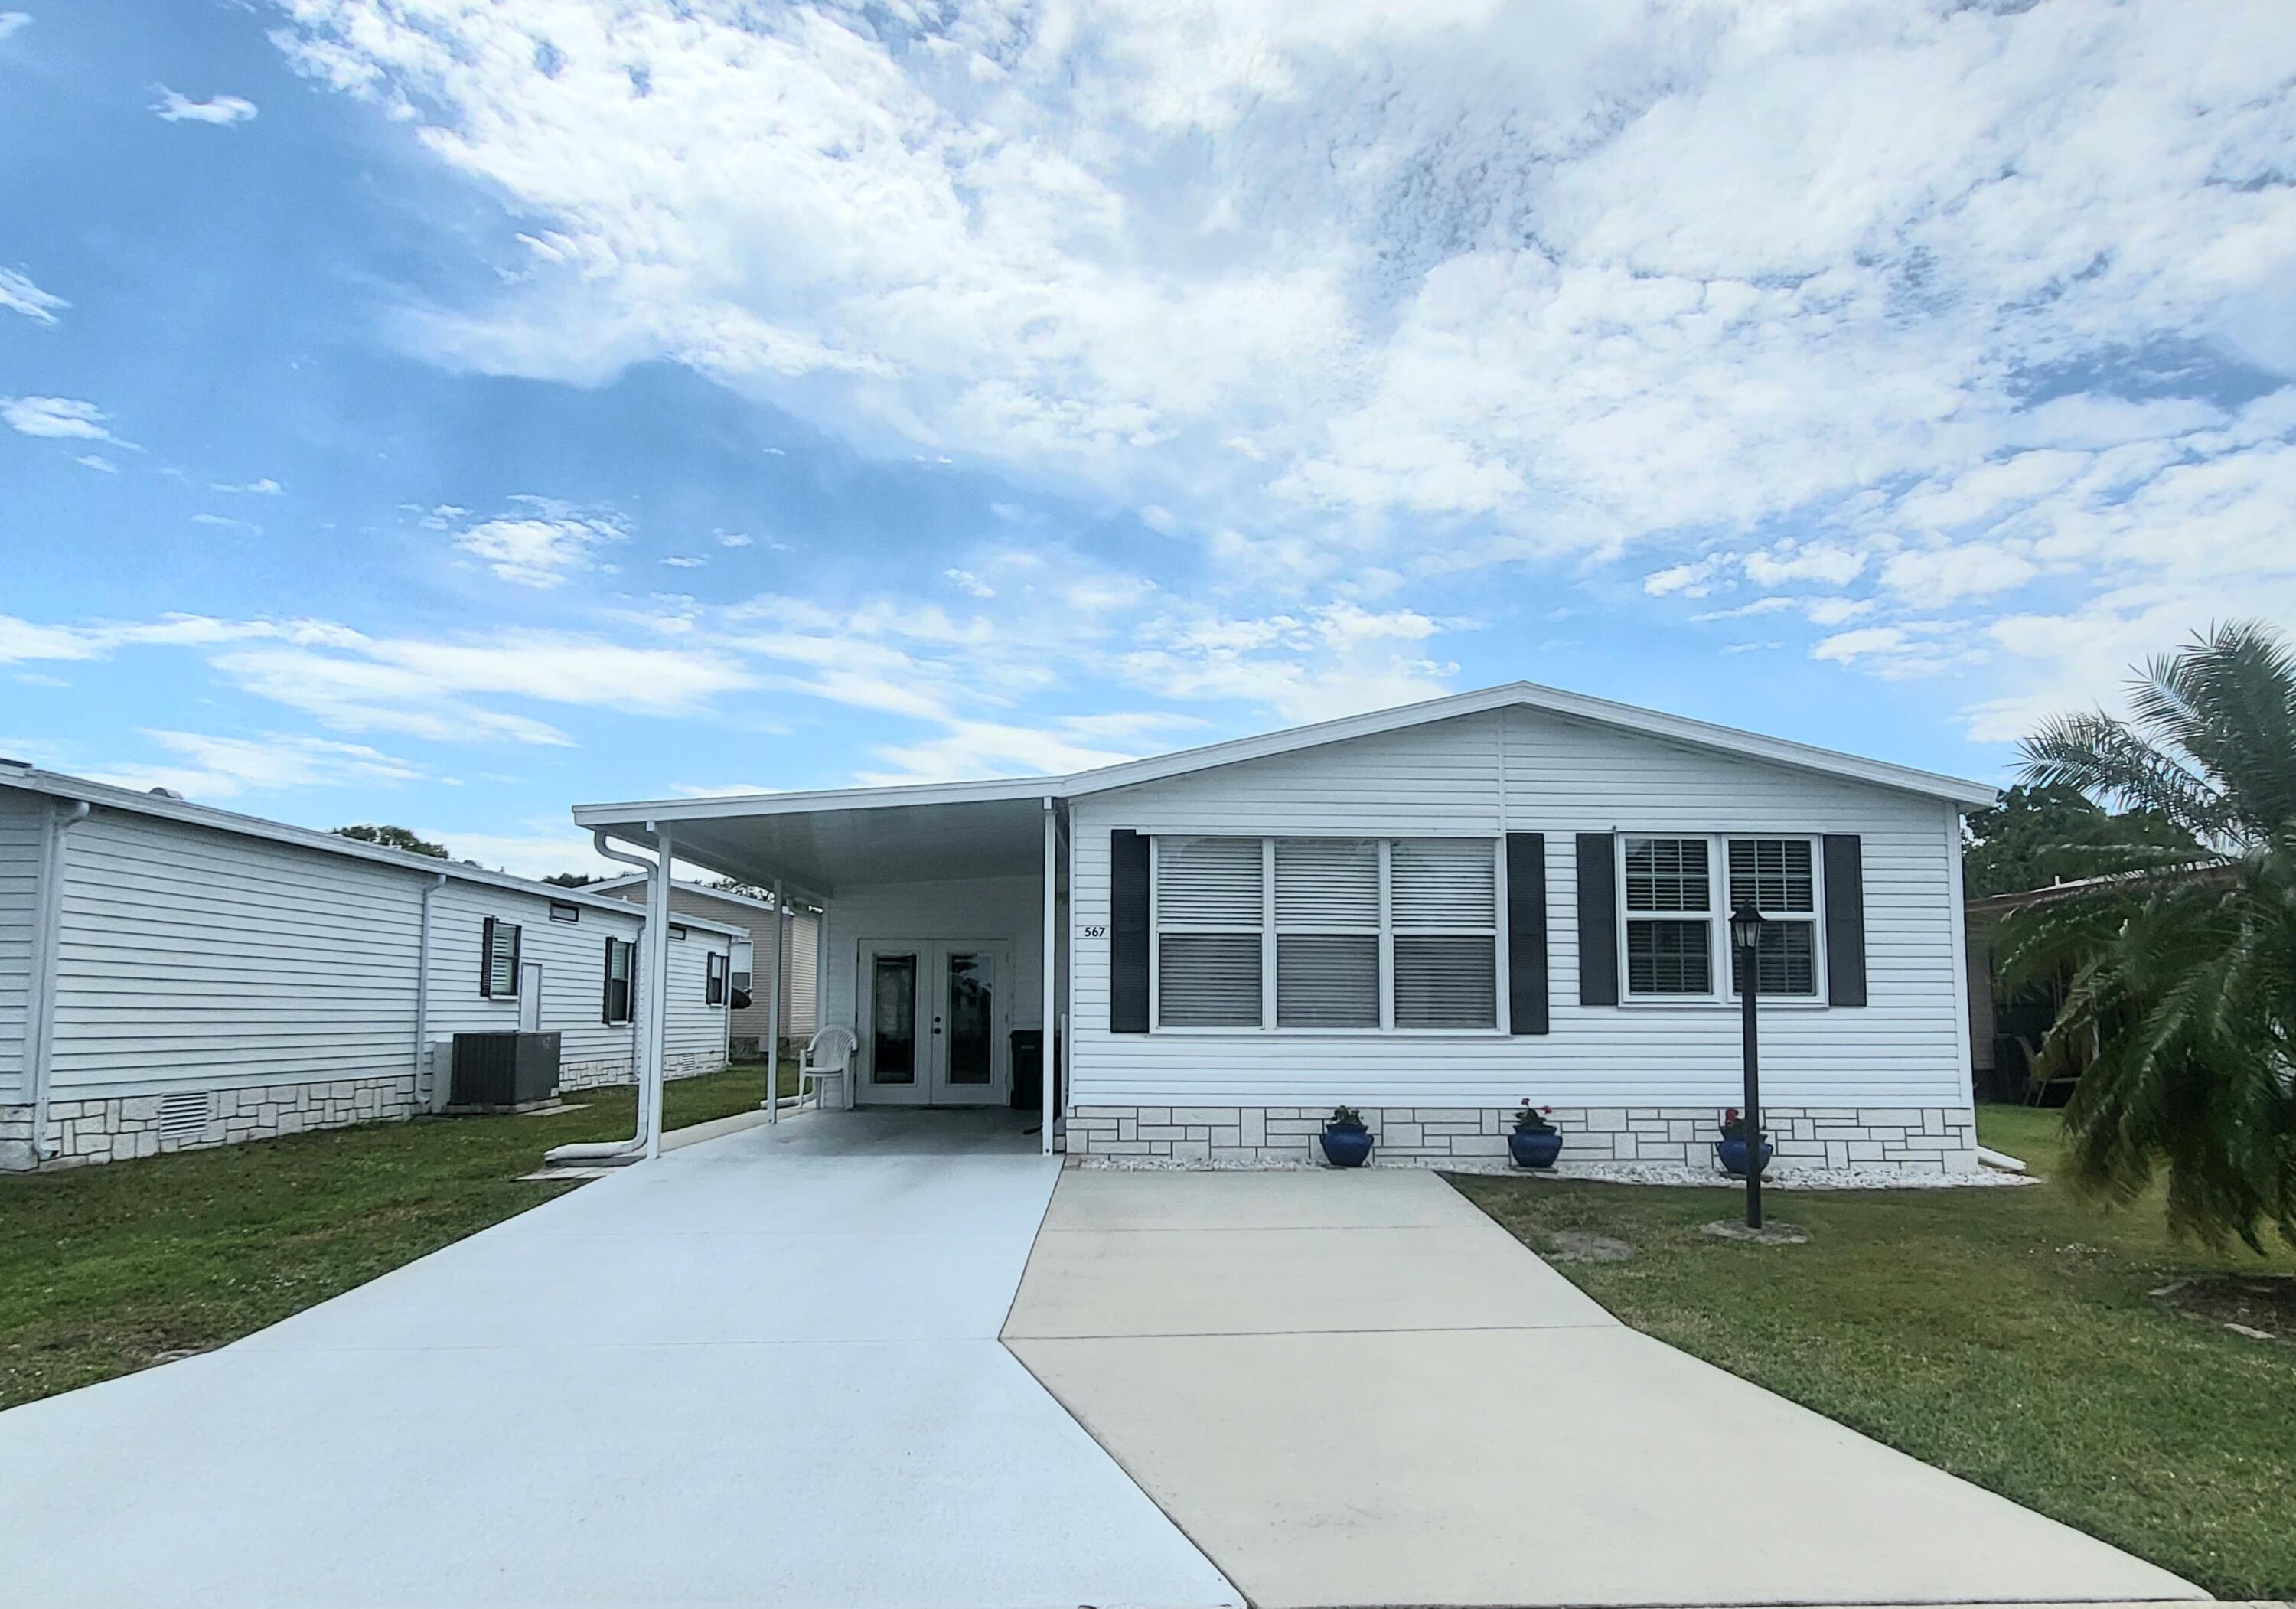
[1613,832,1828,1007]
[1149,834,1505,1036]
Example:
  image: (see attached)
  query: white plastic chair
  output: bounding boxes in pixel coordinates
[797,1026,858,1110]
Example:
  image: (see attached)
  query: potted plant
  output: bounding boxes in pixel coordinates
[1714,1108,1773,1178]
[1319,1105,1373,1167]
[1509,1101,1563,1169]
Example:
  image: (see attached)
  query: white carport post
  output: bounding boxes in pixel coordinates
[641,821,675,1160]
[1042,797,1057,1157]
[765,876,784,1121]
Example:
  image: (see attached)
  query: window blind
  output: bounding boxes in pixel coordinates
[1394,934,1498,1028]
[1158,933,1264,1026]
[1391,838,1497,929]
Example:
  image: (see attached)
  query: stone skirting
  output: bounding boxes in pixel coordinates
[1,1052,731,1171]
[1065,1104,1980,1173]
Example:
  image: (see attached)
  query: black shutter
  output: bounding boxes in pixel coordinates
[601,936,615,1024]
[481,915,497,997]
[1823,834,1868,1006]
[1110,829,1150,1033]
[1505,833,1549,1035]
[1575,833,1619,1006]
[506,922,522,997]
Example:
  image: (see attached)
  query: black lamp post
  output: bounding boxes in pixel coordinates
[1730,902,1766,1230]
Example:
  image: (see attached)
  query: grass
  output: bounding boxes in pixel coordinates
[0,1059,794,1412]
[1450,1106,2296,1601]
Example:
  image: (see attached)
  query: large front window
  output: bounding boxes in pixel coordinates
[1154,835,1500,1031]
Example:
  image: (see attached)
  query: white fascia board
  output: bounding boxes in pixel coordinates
[1059,681,2001,808]
[566,681,1998,831]
[0,765,742,924]
[571,774,1056,827]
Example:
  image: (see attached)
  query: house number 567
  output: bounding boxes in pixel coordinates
[1079,925,1107,939]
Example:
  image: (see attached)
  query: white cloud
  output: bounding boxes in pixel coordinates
[87,730,420,802]
[151,89,257,125]
[0,266,64,325]
[716,531,752,547]
[413,824,627,881]
[0,13,28,44]
[1880,544,2038,609]
[2,395,119,441]
[73,453,117,474]
[661,554,706,568]
[266,0,2296,734]
[445,498,626,588]
[210,476,283,494]
[944,567,995,598]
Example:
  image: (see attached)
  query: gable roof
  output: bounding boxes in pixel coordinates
[0,762,744,933]
[572,678,1998,832]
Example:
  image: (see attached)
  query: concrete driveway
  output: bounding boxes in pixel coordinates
[0,1111,1239,1609]
[1004,1168,2206,1609]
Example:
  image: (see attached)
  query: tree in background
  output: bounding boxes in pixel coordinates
[332,824,447,859]
[2002,622,2296,1251]
[542,872,597,887]
[1963,782,2197,898]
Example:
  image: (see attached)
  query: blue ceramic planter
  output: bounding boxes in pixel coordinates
[1715,1136,1773,1177]
[1509,1128,1564,1169]
[1320,1124,1373,1167]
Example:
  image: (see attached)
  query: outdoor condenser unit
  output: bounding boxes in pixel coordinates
[447,1030,563,1112]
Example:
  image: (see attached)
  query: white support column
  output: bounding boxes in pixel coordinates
[765,877,784,1121]
[1042,798,1057,1157]
[641,823,675,1160]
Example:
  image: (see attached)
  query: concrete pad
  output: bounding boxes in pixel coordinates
[1003,1168,2203,1609]
[1014,1326,2201,1609]
[0,1112,1239,1609]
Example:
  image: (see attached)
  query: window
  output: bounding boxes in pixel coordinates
[1156,837,1264,1026]
[669,923,688,942]
[1616,834,1824,1000]
[1729,837,1818,997]
[548,899,580,923]
[602,937,634,1025]
[480,916,521,998]
[1153,835,1500,1031]
[1622,837,1711,996]
[706,951,728,1006]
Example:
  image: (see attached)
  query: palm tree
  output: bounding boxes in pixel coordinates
[2001,622,2296,1251]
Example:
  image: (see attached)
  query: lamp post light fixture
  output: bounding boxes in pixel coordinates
[1729,901,1766,1230]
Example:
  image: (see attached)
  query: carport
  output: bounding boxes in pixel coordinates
[573,781,1071,1156]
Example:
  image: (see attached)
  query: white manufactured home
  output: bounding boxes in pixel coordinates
[585,876,820,1056]
[0,765,736,1171]
[574,682,1998,1172]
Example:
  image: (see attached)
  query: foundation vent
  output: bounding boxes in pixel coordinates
[158,1091,216,1141]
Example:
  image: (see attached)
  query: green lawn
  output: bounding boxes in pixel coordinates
[1450,1106,2296,1601]
[0,1060,793,1411]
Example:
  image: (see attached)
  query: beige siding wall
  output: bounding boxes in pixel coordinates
[1067,706,1971,1112]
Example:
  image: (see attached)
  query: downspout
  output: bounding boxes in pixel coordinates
[26,800,92,1162]
[413,871,448,1111]
[543,828,663,1166]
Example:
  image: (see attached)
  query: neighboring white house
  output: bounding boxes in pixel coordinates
[571,682,1998,1172]
[0,764,736,1171]
[585,876,820,1056]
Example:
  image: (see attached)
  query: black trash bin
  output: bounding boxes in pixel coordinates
[1009,1028,1063,1113]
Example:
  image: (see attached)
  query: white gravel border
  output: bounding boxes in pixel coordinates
[1076,1155,2036,1188]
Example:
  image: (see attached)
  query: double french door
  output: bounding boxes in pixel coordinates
[859,942,1006,1106]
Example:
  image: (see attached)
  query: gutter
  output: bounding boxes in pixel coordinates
[542,829,664,1167]
[413,870,448,1111]
[26,799,92,1162]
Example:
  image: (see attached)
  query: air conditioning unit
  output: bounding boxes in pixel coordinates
[445,1030,563,1113]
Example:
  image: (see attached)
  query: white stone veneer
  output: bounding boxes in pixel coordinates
[0,1049,728,1171]
[1064,1104,1980,1173]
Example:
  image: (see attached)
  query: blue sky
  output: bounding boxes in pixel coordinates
[2,1,2292,878]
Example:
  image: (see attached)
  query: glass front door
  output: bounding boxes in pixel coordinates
[861,942,1004,1105]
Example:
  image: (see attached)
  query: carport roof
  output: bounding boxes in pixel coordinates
[571,680,1996,895]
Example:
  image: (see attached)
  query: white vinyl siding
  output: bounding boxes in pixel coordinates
[24,808,732,1102]
[0,790,51,1096]
[1069,704,1971,1110]
[590,883,820,1042]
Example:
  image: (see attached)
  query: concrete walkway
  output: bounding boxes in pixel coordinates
[1004,1168,2206,1609]
[0,1110,1239,1609]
